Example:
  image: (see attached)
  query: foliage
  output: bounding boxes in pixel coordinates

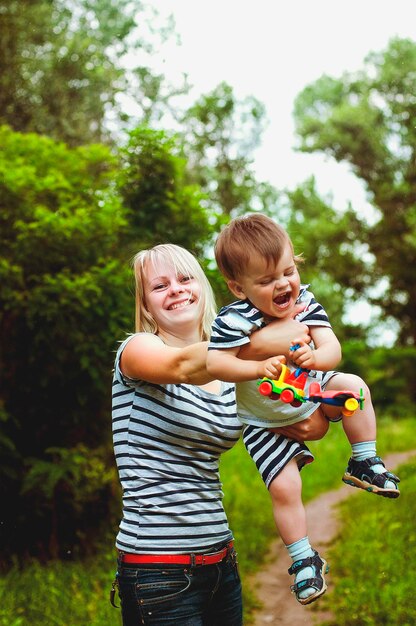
[293,37,416,349]
[180,82,281,218]
[319,458,416,626]
[0,0,183,145]
[0,122,231,562]
[280,178,369,341]
[117,127,215,256]
[341,342,416,417]
[0,125,130,560]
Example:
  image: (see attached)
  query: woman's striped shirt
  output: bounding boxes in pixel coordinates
[112,334,242,554]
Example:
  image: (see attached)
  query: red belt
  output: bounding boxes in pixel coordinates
[119,541,233,566]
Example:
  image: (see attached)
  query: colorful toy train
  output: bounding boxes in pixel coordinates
[257,363,364,416]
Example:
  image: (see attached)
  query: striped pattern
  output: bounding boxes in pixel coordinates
[296,286,332,329]
[243,425,313,488]
[112,335,241,553]
[208,300,264,350]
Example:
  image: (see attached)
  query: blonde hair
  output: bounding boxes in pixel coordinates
[215,213,297,280]
[133,244,217,340]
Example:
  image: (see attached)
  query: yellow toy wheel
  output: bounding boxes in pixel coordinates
[342,397,359,416]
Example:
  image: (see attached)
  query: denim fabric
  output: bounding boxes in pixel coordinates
[115,549,242,625]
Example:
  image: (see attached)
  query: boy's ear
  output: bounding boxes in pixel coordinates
[227,280,247,300]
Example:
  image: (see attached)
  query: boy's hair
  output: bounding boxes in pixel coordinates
[133,243,217,340]
[215,213,294,281]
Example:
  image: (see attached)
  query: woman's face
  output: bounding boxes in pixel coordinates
[143,258,202,335]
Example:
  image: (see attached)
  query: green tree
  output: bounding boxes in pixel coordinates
[281,178,369,343]
[118,126,216,256]
[293,37,416,347]
[0,0,184,145]
[0,123,222,562]
[180,82,280,219]
[0,125,130,560]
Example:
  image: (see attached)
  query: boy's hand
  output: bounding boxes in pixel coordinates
[290,340,316,370]
[257,356,285,380]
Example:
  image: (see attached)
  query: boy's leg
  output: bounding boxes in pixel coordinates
[269,459,328,604]
[323,373,400,497]
[268,458,307,545]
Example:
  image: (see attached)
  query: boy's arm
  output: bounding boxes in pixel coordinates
[290,326,341,371]
[206,347,284,382]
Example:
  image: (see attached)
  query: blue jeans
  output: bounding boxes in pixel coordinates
[114,548,242,625]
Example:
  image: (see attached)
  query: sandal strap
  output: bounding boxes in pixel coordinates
[385,471,400,482]
[288,552,324,575]
[290,576,324,594]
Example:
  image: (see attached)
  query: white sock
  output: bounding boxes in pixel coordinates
[287,537,316,600]
[351,441,396,489]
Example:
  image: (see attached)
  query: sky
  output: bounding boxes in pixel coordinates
[149,0,416,214]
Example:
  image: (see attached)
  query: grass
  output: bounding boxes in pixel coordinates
[0,417,414,625]
[0,551,119,626]
[315,458,416,626]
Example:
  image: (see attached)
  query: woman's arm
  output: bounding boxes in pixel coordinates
[239,318,311,361]
[120,334,212,385]
[119,319,303,388]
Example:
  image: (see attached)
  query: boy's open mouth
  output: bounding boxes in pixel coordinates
[273,292,291,307]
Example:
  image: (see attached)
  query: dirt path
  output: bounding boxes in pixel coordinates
[249,450,416,626]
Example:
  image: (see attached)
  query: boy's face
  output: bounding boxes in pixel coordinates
[227,242,301,320]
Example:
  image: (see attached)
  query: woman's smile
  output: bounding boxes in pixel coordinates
[168,297,194,310]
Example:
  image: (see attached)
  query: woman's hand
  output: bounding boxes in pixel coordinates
[239,318,311,361]
[270,409,329,442]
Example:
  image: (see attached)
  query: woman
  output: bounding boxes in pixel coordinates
[111,243,327,625]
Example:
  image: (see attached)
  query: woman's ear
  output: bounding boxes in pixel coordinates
[227,280,247,300]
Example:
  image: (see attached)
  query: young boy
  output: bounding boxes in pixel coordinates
[206,213,400,605]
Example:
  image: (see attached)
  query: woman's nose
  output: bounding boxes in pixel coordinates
[169,280,184,294]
